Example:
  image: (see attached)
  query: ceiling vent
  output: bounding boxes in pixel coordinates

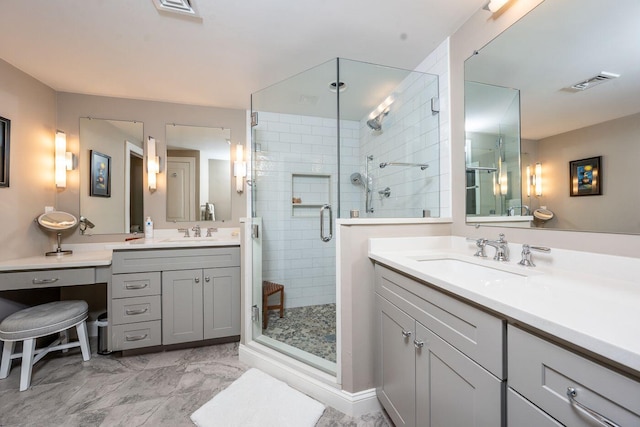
[152,0,199,17]
[569,71,620,91]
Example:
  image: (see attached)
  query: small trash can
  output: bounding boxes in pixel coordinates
[96,312,110,355]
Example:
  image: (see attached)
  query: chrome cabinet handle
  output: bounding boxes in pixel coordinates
[125,308,149,315]
[125,283,148,290]
[195,277,200,283]
[414,340,425,349]
[566,387,621,427]
[320,204,333,242]
[32,278,59,285]
[125,334,148,341]
[401,330,412,339]
[205,276,211,282]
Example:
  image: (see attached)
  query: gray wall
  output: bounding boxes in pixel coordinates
[0,59,57,260]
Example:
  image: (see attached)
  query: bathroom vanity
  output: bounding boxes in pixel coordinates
[370,236,640,427]
[110,245,240,351]
[0,230,241,355]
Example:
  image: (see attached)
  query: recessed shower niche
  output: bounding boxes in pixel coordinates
[249,58,440,373]
[291,173,331,217]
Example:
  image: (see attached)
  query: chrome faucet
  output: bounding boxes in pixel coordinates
[486,233,509,261]
[178,228,190,237]
[466,237,488,257]
[192,225,201,237]
[206,227,217,237]
[79,216,95,235]
[518,244,551,267]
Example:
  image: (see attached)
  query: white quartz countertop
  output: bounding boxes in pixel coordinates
[0,250,112,271]
[0,228,241,271]
[369,236,640,376]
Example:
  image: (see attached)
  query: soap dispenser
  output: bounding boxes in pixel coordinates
[145,216,154,239]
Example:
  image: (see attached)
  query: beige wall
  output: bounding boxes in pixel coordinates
[0,59,57,261]
[535,113,640,233]
[56,93,247,243]
[450,0,640,256]
[339,222,452,393]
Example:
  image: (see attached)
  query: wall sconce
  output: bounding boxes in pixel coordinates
[55,130,67,188]
[534,162,542,196]
[147,136,160,192]
[485,0,510,13]
[526,165,532,197]
[234,144,247,193]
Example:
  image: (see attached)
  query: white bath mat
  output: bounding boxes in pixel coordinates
[191,368,326,427]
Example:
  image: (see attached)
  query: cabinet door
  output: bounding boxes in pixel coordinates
[507,388,563,427]
[415,323,503,427]
[162,269,204,345]
[203,267,240,339]
[376,296,416,427]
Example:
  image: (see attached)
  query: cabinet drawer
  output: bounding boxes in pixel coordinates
[507,388,562,427]
[111,295,161,325]
[112,247,240,274]
[112,320,161,350]
[112,272,161,298]
[375,264,504,379]
[508,325,640,426]
[0,268,96,291]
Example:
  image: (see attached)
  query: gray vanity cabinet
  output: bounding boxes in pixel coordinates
[111,246,240,351]
[375,264,504,427]
[203,267,241,340]
[162,266,241,344]
[162,269,204,345]
[508,325,640,426]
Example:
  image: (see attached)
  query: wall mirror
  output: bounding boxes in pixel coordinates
[79,118,144,234]
[464,0,640,233]
[165,124,231,222]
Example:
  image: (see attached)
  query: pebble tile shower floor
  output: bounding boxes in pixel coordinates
[0,339,390,426]
[263,303,337,362]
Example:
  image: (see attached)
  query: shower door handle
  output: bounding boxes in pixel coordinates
[320,204,333,242]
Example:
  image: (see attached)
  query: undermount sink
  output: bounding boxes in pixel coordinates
[410,257,529,281]
[162,236,219,242]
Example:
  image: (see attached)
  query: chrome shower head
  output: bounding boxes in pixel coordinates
[366,109,389,131]
[350,172,364,186]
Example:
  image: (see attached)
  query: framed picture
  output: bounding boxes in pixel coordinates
[570,156,601,197]
[0,116,10,187]
[90,150,111,197]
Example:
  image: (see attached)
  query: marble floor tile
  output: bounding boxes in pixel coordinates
[0,341,389,426]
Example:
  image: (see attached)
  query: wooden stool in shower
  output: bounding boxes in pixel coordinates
[262,281,284,329]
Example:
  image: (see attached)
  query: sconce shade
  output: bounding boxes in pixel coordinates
[234,144,246,193]
[147,136,159,191]
[535,162,542,196]
[55,130,66,188]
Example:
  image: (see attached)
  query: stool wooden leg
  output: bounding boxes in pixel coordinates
[20,338,35,391]
[279,290,284,318]
[0,341,14,379]
[76,321,91,361]
[263,293,268,329]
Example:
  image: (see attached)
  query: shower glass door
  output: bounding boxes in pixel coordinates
[251,59,340,374]
[250,58,440,374]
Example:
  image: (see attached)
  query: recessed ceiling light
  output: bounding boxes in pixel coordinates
[328,81,347,93]
[152,0,199,18]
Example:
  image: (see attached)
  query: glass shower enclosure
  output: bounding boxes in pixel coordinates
[250,58,440,374]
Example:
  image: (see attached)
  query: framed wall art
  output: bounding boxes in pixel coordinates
[0,116,10,187]
[570,156,601,197]
[90,150,111,197]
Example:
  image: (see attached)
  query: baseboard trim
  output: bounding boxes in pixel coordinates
[239,343,380,418]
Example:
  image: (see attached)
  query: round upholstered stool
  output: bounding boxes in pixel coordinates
[0,300,91,391]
